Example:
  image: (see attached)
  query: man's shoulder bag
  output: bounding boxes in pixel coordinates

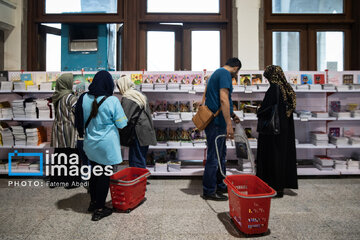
[192,85,221,131]
[119,106,143,147]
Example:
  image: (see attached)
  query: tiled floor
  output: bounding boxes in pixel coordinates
[0,177,359,240]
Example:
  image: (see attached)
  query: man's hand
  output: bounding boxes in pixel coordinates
[226,125,234,139]
[232,114,240,124]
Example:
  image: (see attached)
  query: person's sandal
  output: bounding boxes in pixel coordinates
[91,207,113,221]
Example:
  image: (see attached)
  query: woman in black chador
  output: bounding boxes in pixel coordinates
[256,65,298,198]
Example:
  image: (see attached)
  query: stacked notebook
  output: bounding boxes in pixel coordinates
[310,131,328,146]
[12,100,25,118]
[313,155,334,170]
[0,128,14,146]
[12,126,26,146]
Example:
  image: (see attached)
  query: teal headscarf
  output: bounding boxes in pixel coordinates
[52,73,74,107]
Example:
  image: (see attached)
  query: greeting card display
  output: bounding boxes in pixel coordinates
[301,74,313,84]
[251,74,262,85]
[240,74,251,86]
[314,74,325,84]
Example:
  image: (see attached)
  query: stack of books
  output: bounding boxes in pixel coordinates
[29,162,40,171]
[347,159,359,170]
[323,84,335,90]
[40,82,52,91]
[0,81,12,91]
[329,136,348,146]
[333,158,347,170]
[331,111,351,118]
[313,155,334,170]
[13,82,26,91]
[351,110,360,118]
[312,111,329,118]
[349,136,360,145]
[0,128,14,146]
[35,99,50,119]
[0,108,12,119]
[25,101,37,119]
[12,100,25,118]
[296,110,312,118]
[25,128,39,146]
[12,126,26,146]
[0,101,12,119]
[310,131,328,146]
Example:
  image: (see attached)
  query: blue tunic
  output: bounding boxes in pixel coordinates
[82,94,127,165]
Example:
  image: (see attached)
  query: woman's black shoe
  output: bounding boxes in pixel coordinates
[202,193,228,201]
[274,190,284,198]
[91,207,113,221]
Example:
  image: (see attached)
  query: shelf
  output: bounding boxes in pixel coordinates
[150,145,206,150]
[0,169,41,175]
[336,89,360,93]
[339,169,360,175]
[335,144,360,149]
[12,118,54,122]
[0,145,13,149]
[0,118,12,121]
[297,167,340,176]
[296,144,336,149]
[13,90,54,93]
[12,143,50,149]
[336,117,360,121]
[147,166,244,176]
[0,90,12,93]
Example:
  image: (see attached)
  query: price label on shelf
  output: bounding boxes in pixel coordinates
[188,90,196,94]
[244,90,253,94]
[175,119,182,123]
[300,118,309,122]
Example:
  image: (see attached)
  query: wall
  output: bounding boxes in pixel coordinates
[235,0,261,70]
[0,0,24,71]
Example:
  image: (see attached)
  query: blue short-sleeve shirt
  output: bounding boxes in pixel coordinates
[205,68,233,129]
[83,94,128,165]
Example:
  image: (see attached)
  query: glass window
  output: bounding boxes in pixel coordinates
[191,31,220,71]
[272,32,300,71]
[317,31,344,71]
[272,0,343,14]
[46,34,61,71]
[147,31,175,71]
[147,0,219,13]
[45,0,117,14]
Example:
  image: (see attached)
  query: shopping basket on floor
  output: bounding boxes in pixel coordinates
[215,123,276,235]
[110,167,150,212]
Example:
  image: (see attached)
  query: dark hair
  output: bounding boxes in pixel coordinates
[90,97,99,119]
[225,58,242,69]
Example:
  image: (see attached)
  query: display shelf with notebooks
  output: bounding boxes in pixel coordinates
[2,70,360,177]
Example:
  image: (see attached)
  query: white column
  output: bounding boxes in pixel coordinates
[235,0,261,70]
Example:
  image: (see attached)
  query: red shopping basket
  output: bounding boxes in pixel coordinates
[110,167,150,212]
[224,174,276,235]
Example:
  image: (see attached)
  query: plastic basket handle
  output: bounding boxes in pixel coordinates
[110,172,151,186]
[229,188,277,199]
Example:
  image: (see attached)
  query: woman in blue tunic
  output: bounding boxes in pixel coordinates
[75,70,127,221]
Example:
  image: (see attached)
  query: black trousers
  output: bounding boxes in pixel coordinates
[89,161,111,209]
[49,148,81,187]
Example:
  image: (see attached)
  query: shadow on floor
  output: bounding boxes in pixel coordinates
[284,189,298,196]
[217,212,271,238]
[179,178,202,196]
[56,193,90,214]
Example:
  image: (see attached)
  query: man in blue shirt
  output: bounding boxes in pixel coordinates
[203,58,242,201]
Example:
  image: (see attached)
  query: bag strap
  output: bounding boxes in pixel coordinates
[201,84,221,117]
[85,96,108,130]
[133,107,144,126]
